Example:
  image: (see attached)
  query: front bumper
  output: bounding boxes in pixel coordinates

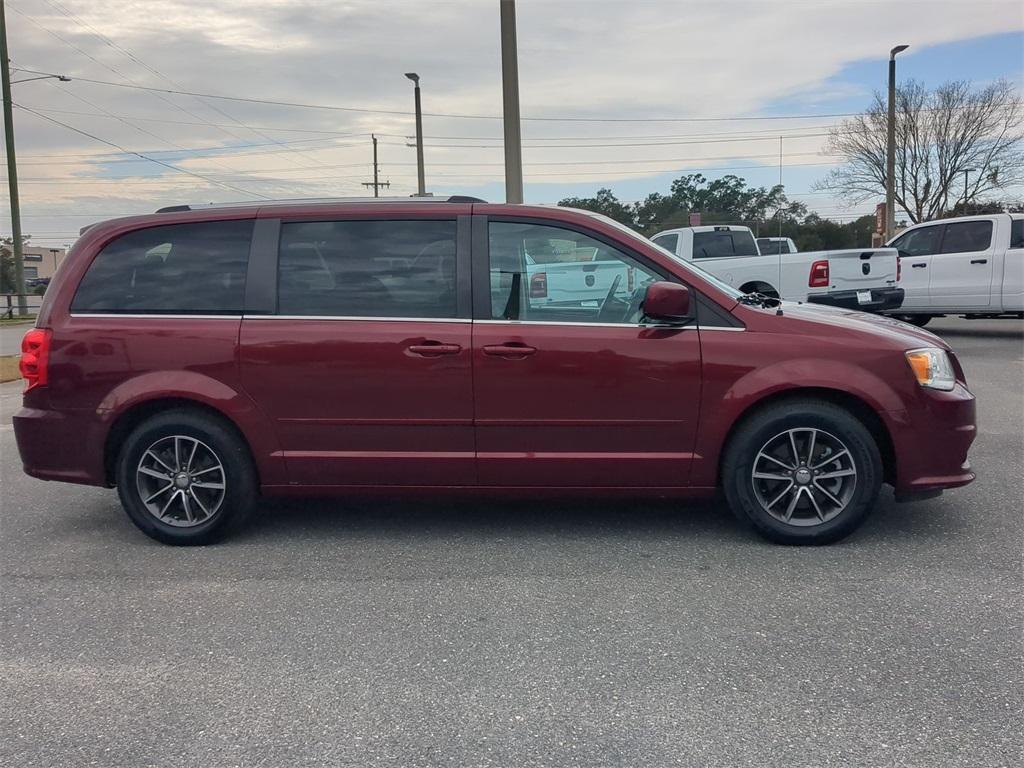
[808,287,904,313]
[887,383,977,494]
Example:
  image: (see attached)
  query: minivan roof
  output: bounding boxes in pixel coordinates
[154,195,485,213]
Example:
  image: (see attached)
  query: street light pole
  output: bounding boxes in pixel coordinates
[1,0,27,314]
[404,72,426,196]
[499,0,523,204]
[885,44,909,240]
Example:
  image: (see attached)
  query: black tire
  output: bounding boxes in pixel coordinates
[895,314,931,327]
[722,399,882,545]
[115,409,257,545]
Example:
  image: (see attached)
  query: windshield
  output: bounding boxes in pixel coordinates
[569,210,745,300]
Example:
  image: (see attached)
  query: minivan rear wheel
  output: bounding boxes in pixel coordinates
[115,409,256,545]
[722,400,882,544]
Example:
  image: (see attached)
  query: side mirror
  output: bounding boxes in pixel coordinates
[643,281,691,324]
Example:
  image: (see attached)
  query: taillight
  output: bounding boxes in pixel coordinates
[896,256,902,283]
[529,272,548,299]
[808,260,830,288]
[20,328,52,392]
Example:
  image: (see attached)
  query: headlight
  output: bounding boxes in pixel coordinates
[905,348,956,391]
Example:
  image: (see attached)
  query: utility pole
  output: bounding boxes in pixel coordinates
[404,73,426,196]
[500,0,523,204]
[961,168,977,211]
[361,134,390,197]
[885,44,909,240]
[1,0,27,315]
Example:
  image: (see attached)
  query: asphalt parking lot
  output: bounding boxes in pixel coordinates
[1,316,1021,768]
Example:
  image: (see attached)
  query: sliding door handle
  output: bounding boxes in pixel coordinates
[407,342,462,357]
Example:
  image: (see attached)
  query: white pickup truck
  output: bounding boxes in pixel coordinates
[650,225,904,312]
[884,213,1024,326]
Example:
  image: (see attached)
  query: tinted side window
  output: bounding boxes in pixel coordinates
[693,230,758,258]
[71,220,253,313]
[1011,219,1024,249]
[277,219,457,318]
[940,221,993,254]
[891,225,941,257]
[652,233,679,254]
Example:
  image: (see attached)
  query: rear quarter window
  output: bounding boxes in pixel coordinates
[71,220,253,314]
[652,233,679,255]
[1010,219,1024,249]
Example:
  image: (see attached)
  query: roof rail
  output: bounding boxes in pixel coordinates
[155,195,486,213]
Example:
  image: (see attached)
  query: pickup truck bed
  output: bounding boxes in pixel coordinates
[651,225,903,311]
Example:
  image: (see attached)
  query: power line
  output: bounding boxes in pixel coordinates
[15,104,272,199]
[15,104,370,136]
[376,133,838,150]
[8,4,249,145]
[12,2,330,172]
[14,106,852,142]
[10,66,867,123]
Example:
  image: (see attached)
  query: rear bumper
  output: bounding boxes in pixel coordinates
[13,406,108,486]
[808,287,904,313]
[888,383,977,494]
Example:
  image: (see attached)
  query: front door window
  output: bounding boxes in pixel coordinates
[488,221,660,324]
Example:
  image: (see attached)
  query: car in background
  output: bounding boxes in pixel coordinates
[885,213,1023,326]
[757,236,799,255]
[651,224,904,313]
[15,197,975,547]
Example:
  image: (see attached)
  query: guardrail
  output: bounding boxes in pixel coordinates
[2,294,44,320]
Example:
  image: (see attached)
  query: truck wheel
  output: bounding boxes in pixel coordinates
[115,409,257,545]
[896,314,931,327]
[722,400,882,545]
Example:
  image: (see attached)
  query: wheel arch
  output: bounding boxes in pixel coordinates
[103,397,260,487]
[715,387,897,488]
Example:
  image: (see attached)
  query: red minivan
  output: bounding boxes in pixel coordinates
[14,198,977,545]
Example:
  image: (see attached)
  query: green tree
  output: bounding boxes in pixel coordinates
[557,188,637,227]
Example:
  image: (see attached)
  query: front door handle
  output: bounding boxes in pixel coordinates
[970,258,988,265]
[407,342,462,357]
[482,343,537,358]
[911,263,927,268]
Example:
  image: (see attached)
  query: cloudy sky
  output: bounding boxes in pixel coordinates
[2,0,1023,247]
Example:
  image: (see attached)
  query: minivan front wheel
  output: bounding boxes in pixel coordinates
[722,400,882,544]
[116,410,256,545]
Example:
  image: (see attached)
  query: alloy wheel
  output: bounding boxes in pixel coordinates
[135,435,226,528]
[751,428,857,526]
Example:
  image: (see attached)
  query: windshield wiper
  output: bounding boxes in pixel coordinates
[737,291,781,309]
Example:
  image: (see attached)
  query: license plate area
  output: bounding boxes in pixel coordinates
[857,290,872,304]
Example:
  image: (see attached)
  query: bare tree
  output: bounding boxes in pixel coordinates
[815,79,1024,223]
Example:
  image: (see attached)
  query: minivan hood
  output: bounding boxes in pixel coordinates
[771,302,950,351]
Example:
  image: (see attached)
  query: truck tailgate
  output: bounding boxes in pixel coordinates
[529,260,631,305]
[818,248,899,289]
